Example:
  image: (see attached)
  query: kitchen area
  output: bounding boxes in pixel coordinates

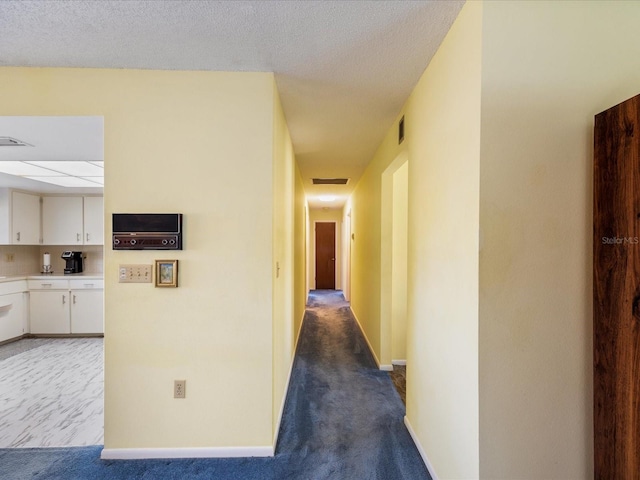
[0,193,104,342]
[0,116,104,448]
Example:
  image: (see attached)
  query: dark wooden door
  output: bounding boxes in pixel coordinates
[594,93,640,479]
[315,222,335,289]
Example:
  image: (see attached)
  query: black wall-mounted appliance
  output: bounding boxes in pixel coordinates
[62,251,84,274]
[112,213,183,250]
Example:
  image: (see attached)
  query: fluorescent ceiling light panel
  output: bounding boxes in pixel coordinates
[0,161,61,176]
[81,177,103,185]
[27,161,104,176]
[319,195,337,202]
[0,137,33,147]
[26,176,103,187]
[88,161,104,168]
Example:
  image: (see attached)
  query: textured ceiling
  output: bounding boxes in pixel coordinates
[0,0,464,207]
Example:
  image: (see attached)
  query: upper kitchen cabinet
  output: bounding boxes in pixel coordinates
[83,196,103,245]
[42,195,104,245]
[12,191,41,244]
[42,196,83,245]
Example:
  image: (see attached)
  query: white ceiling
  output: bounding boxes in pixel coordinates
[0,117,104,194]
[0,0,464,207]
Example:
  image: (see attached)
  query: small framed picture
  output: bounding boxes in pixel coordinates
[155,260,178,288]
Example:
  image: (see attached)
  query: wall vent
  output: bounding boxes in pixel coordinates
[0,137,33,147]
[312,178,350,185]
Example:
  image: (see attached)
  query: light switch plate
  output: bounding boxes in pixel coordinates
[119,264,153,283]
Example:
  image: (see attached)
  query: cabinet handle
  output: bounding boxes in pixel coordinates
[73,295,76,304]
[84,284,94,288]
[77,233,81,242]
[86,233,90,242]
[16,232,20,242]
[41,283,53,287]
[62,294,66,305]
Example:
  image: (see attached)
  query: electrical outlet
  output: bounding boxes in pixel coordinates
[119,264,153,283]
[174,380,186,399]
[5,253,14,262]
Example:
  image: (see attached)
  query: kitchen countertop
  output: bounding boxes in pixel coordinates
[0,273,103,283]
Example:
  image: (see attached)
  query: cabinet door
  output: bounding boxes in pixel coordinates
[83,197,104,245]
[70,290,103,334]
[42,196,84,245]
[0,293,25,342]
[11,191,40,244]
[29,290,70,334]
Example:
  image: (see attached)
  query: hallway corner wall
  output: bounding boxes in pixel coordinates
[349,2,482,478]
[293,163,308,342]
[404,1,482,477]
[0,67,279,453]
[272,83,295,441]
[479,2,640,477]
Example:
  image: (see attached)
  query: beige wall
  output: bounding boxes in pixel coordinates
[349,116,405,365]
[404,2,482,477]
[271,85,295,440]
[479,1,640,477]
[391,161,408,362]
[293,164,308,341]
[0,67,290,451]
[350,3,481,476]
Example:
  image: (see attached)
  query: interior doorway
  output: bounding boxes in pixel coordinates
[315,222,336,289]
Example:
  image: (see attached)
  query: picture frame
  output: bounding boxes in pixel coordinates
[155,260,178,288]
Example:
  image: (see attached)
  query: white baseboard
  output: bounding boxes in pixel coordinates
[404,416,438,479]
[349,307,383,369]
[100,446,274,460]
[392,359,407,366]
[379,364,393,371]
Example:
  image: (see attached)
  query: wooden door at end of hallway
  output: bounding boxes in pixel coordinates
[315,222,336,289]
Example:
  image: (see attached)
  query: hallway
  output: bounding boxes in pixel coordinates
[0,291,429,480]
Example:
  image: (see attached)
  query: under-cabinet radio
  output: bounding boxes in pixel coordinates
[112,213,183,250]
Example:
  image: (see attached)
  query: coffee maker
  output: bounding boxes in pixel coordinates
[61,251,84,274]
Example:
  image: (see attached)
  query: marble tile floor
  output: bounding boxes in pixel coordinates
[0,337,103,448]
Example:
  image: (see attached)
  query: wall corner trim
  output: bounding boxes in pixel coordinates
[404,416,438,480]
[100,446,274,460]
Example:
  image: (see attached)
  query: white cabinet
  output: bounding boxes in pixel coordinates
[71,289,103,334]
[12,191,41,244]
[42,196,84,245]
[83,196,103,245]
[0,281,28,342]
[30,289,70,334]
[28,278,103,335]
[42,196,103,245]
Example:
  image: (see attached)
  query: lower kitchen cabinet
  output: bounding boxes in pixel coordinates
[71,290,103,334]
[0,291,27,342]
[30,290,70,334]
[28,278,103,335]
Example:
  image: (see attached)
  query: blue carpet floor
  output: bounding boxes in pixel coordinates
[0,290,430,480]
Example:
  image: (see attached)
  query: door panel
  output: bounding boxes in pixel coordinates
[315,222,335,289]
[594,93,640,479]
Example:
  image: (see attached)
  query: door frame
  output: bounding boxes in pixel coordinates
[311,220,341,290]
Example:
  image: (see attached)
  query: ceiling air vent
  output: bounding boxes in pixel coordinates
[0,137,33,147]
[312,178,350,185]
